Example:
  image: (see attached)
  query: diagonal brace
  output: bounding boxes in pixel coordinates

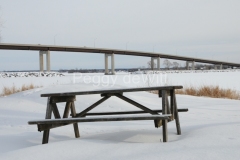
[75,96,111,117]
[114,94,159,115]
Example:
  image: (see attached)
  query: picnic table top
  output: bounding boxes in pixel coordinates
[41,85,183,97]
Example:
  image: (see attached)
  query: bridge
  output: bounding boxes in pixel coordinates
[0,43,239,74]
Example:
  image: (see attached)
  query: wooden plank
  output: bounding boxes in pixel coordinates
[63,102,71,118]
[75,96,110,117]
[34,113,170,131]
[42,97,52,144]
[166,96,173,122]
[41,86,183,97]
[101,93,122,97]
[30,114,171,125]
[173,90,181,135]
[166,96,170,115]
[80,108,188,116]
[162,90,168,142]
[162,90,167,115]
[70,102,80,138]
[51,103,61,119]
[50,96,76,103]
[162,119,168,142]
[114,94,159,115]
[38,123,69,131]
[158,90,170,97]
[154,118,162,128]
[170,90,175,120]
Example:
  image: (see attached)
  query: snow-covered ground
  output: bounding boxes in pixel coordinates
[0,71,240,160]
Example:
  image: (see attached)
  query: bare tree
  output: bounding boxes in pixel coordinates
[147,61,156,69]
[172,62,180,69]
[163,59,172,69]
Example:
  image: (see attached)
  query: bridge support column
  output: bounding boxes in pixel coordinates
[192,61,195,70]
[220,64,223,70]
[105,54,109,74]
[186,61,189,70]
[214,64,223,70]
[104,53,115,75]
[186,61,195,70]
[39,51,51,72]
[39,52,44,72]
[111,53,115,74]
[151,57,160,70]
[151,58,154,70]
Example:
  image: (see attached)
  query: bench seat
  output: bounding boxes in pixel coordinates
[29,114,171,143]
[29,114,171,125]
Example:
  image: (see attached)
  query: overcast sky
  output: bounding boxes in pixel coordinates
[0,0,239,71]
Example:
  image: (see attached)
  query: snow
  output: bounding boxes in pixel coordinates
[0,71,240,160]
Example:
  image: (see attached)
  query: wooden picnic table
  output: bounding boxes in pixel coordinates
[29,86,187,144]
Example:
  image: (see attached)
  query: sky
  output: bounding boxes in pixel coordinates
[0,0,239,71]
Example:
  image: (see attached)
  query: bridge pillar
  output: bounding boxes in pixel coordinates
[186,61,189,70]
[39,51,51,72]
[186,61,195,70]
[105,54,109,74]
[151,58,154,70]
[192,61,195,70]
[220,64,223,70]
[157,57,160,70]
[151,57,160,70]
[111,53,115,74]
[214,64,223,70]
[46,51,50,72]
[39,52,44,72]
[104,53,115,75]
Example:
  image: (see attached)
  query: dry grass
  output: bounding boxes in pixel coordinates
[149,85,240,100]
[176,85,240,100]
[1,84,41,96]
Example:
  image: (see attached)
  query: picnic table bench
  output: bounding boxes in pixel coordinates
[28,86,188,144]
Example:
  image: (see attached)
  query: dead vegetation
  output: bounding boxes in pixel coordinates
[176,85,240,100]
[1,84,41,96]
[150,85,240,100]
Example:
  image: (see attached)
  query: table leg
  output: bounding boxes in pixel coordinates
[162,90,168,142]
[162,118,168,142]
[51,103,61,119]
[71,102,80,138]
[63,102,71,118]
[170,90,175,121]
[42,97,52,144]
[173,90,181,135]
[166,96,171,114]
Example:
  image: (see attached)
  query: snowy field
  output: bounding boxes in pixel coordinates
[0,71,240,160]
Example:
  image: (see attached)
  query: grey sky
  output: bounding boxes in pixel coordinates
[0,0,239,70]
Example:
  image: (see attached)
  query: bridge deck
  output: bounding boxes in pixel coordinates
[0,43,239,66]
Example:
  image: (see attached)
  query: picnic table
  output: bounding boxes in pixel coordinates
[28,86,188,144]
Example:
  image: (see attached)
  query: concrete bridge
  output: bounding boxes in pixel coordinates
[0,43,239,74]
